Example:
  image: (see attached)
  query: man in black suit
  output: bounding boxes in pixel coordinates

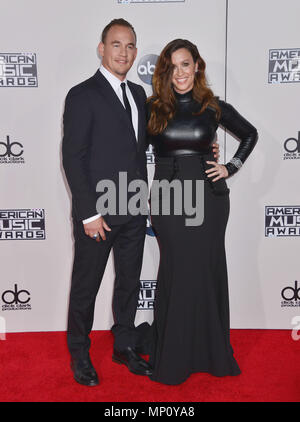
[62,19,151,386]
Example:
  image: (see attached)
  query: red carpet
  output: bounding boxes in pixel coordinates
[0,330,299,402]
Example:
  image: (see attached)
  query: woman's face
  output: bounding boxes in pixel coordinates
[171,48,198,94]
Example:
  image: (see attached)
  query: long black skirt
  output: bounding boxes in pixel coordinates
[147,153,241,385]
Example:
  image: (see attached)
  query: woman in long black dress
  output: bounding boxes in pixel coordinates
[146,39,258,385]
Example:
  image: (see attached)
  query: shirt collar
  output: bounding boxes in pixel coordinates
[99,65,127,92]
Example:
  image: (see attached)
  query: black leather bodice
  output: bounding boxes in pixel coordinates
[148,90,258,175]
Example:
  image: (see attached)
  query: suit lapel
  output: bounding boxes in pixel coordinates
[93,71,137,147]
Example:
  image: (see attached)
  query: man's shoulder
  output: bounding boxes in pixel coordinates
[66,73,97,99]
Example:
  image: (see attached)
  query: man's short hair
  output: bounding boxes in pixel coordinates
[101,18,137,45]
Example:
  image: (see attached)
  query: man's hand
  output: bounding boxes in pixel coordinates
[83,216,111,242]
[212,142,220,162]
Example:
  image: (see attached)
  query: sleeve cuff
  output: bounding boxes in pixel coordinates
[82,214,101,224]
[225,162,239,177]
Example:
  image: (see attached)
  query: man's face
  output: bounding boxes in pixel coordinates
[98,25,137,80]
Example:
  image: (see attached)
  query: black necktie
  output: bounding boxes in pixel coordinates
[120,82,133,126]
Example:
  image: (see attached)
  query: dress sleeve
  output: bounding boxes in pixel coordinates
[218,100,258,176]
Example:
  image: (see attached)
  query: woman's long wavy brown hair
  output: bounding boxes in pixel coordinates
[147,39,220,135]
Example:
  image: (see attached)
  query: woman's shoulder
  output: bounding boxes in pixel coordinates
[214,96,235,112]
[210,96,238,122]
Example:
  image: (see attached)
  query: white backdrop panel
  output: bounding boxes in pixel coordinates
[0,0,298,333]
[0,0,226,332]
[226,0,300,328]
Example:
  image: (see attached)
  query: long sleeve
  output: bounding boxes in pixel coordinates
[62,89,98,221]
[218,100,258,176]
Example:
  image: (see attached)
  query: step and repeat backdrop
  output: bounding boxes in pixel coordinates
[0,0,299,334]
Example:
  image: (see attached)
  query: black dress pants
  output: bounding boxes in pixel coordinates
[67,215,146,360]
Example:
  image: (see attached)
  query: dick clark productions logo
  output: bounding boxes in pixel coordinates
[0,135,25,164]
[281,281,300,307]
[283,131,300,160]
[1,284,31,311]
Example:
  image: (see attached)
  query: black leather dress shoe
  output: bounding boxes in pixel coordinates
[112,346,153,376]
[70,357,99,386]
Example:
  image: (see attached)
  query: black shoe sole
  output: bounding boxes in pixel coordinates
[112,355,152,376]
[73,374,99,387]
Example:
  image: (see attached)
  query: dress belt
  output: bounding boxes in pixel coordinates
[155,152,217,192]
[155,150,210,158]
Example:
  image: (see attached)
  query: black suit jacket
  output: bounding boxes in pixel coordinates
[62,70,148,225]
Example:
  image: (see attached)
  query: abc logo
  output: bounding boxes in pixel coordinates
[137,54,159,85]
[284,131,300,153]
